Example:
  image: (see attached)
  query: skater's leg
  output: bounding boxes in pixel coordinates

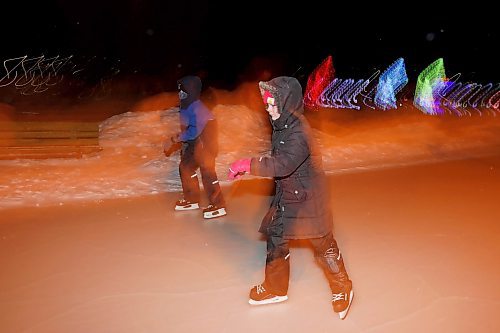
[197,150,226,218]
[264,235,290,296]
[199,152,225,207]
[310,232,353,319]
[249,214,290,305]
[179,142,201,203]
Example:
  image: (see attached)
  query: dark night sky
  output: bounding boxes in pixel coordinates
[0,1,497,90]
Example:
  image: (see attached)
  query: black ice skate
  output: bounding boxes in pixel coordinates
[175,199,200,211]
[203,204,226,219]
[248,283,288,305]
[332,288,353,320]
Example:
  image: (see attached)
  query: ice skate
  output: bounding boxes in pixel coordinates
[249,256,290,305]
[203,204,226,219]
[332,287,353,320]
[248,283,288,305]
[174,199,200,211]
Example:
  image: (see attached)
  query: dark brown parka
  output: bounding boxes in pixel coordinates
[250,76,333,240]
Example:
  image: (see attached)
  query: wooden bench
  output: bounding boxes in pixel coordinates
[0,121,102,159]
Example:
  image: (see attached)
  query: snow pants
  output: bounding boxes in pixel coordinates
[264,213,352,296]
[179,139,225,207]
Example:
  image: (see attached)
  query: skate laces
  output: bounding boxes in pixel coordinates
[332,292,347,302]
[256,284,266,294]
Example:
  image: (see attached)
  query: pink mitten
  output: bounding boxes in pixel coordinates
[228,158,251,180]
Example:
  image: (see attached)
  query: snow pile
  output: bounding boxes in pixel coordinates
[1,103,499,209]
[0,105,269,209]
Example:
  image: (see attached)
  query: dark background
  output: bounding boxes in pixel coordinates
[0,1,497,92]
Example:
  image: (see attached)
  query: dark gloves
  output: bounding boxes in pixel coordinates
[163,135,182,157]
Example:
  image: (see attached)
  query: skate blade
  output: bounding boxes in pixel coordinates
[338,290,354,320]
[203,208,227,219]
[175,203,200,211]
[248,295,288,305]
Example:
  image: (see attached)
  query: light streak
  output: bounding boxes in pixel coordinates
[414,59,499,116]
[0,55,74,94]
[305,56,407,110]
[438,74,499,115]
[414,58,446,115]
[304,55,335,108]
[374,58,408,110]
[0,54,121,98]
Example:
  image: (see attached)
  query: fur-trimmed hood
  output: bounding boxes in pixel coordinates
[259,76,304,129]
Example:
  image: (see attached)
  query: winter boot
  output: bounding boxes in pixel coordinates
[249,254,290,305]
[330,277,353,320]
[203,204,227,219]
[174,199,199,211]
[316,247,353,319]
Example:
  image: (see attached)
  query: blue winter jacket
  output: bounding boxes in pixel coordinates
[179,100,215,142]
[177,75,215,142]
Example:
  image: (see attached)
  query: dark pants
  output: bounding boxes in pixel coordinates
[264,214,351,295]
[179,140,225,207]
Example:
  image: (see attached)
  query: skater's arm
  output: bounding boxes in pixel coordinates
[251,129,310,178]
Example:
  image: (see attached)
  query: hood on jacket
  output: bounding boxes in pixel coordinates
[177,75,202,109]
[259,76,304,128]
